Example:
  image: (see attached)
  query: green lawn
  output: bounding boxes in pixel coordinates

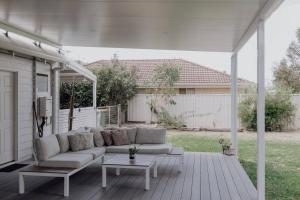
[167,132,300,200]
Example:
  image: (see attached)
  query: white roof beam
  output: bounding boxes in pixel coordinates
[233,0,285,53]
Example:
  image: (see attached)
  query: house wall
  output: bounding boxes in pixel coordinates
[137,87,246,94]
[0,53,52,162]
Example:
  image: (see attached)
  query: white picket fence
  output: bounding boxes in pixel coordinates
[128,94,300,129]
[59,107,97,133]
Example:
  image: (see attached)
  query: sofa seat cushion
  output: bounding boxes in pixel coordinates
[35,135,60,161]
[72,147,105,159]
[38,153,93,168]
[105,144,141,154]
[135,128,167,144]
[138,144,173,154]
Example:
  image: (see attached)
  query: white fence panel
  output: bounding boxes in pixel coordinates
[59,107,96,133]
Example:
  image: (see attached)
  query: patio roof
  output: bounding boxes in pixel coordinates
[0,0,283,52]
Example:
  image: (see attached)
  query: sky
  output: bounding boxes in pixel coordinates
[64,0,300,85]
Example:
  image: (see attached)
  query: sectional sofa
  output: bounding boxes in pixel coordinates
[19,127,183,197]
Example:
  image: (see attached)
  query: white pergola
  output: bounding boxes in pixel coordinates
[0,0,285,199]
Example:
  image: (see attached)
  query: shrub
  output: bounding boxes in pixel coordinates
[239,87,296,131]
[60,80,93,109]
[157,108,186,129]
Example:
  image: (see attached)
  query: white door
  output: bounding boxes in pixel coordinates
[0,71,14,165]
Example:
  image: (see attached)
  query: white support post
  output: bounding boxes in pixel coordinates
[52,63,61,135]
[231,53,238,157]
[93,81,97,109]
[257,19,266,200]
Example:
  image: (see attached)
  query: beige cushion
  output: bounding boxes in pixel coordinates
[118,127,137,144]
[35,135,60,161]
[135,128,166,144]
[112,130,130,146]
[72,147,105,159]
[68,133,94,152]
[105,144,141,154]
[101,130,113,146]
[138,144,173,154]
[56,133,73,153]
[38,153,93,168]
[93,132,105,147]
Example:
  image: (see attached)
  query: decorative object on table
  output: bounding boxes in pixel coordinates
[129,145,139,163]
[218,138,235,156]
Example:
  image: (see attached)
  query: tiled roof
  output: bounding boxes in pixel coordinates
[85,59,251,88]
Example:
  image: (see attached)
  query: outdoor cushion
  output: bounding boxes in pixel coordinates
[138,144,173,154]
[68,133,94,151]
[135,128,166,144]
[112,130,130,146]
[38,153,93,168]
[118,127,137,144]
[101,130,113,146]
[93,132,105,147]
[105,144,141,154]
[72,147,105,159]
[56,133,73,153]
[35,135,60,161]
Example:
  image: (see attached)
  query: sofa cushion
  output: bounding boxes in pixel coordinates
[68,133,94,152]
[138,144,173,154]
[56,133,73,153]
[101,130,113,146]
[35,135,60,161]
[38,153,93,168]
[135,128,166,144]
[72,147,105,159]
[119,127,137,144]
[105,144,141,154]
[112,130,130,146]
[93,132,105,147]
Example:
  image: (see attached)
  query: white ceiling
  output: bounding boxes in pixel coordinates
[0,0,282,52]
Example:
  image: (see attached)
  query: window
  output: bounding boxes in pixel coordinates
[37,73,48,92]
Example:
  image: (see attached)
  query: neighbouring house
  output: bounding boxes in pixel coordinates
[85,59,252,94]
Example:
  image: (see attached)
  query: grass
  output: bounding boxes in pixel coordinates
[167,132,300,200]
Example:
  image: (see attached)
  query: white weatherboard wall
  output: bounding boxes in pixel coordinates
[128,94,300,130]
[0,53,52,162]
[59,107,96,133]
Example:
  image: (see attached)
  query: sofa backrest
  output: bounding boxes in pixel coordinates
[35,135,60,161]
[135,127,166,144]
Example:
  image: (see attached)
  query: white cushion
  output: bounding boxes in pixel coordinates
[38,153,93,168]
[135,128,166,144]
[35,135,60,161]
[105,144,141,154]
[138,144,173,154]
[72,147,105,159]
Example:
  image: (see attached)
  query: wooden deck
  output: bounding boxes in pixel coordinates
[0,152,257,200]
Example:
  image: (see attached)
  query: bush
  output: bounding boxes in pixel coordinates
[157,108,186,129]
[239,87,296,131]
[93,57,137,110]
[60,80,93,109]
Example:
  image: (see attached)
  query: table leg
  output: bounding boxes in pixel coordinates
[19,174,24,194]
[64,175,69,197]
[102,166,107,188]
[145,168,150,190]
[179,155,184,172]
[116,168,120,176]
[153,161,157,178]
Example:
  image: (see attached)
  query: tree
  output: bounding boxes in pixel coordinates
[92,55,137,110]
[273,28,300,93]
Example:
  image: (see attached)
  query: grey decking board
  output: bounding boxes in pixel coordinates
[200,153,211,200]
[231,158,257,200]
[180,152,195,200]
[212,153,231,200]
[224,155,251,200]
[191,152,201,200]
[217,154,241,200]
[170,152,191,200]
[0,152,256,200]
[207,153,221,200]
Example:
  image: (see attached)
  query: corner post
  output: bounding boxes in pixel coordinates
[231,53,238,157]
[257,19,266,200]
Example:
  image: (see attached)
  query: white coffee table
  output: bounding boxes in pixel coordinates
[101,155,157,190]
